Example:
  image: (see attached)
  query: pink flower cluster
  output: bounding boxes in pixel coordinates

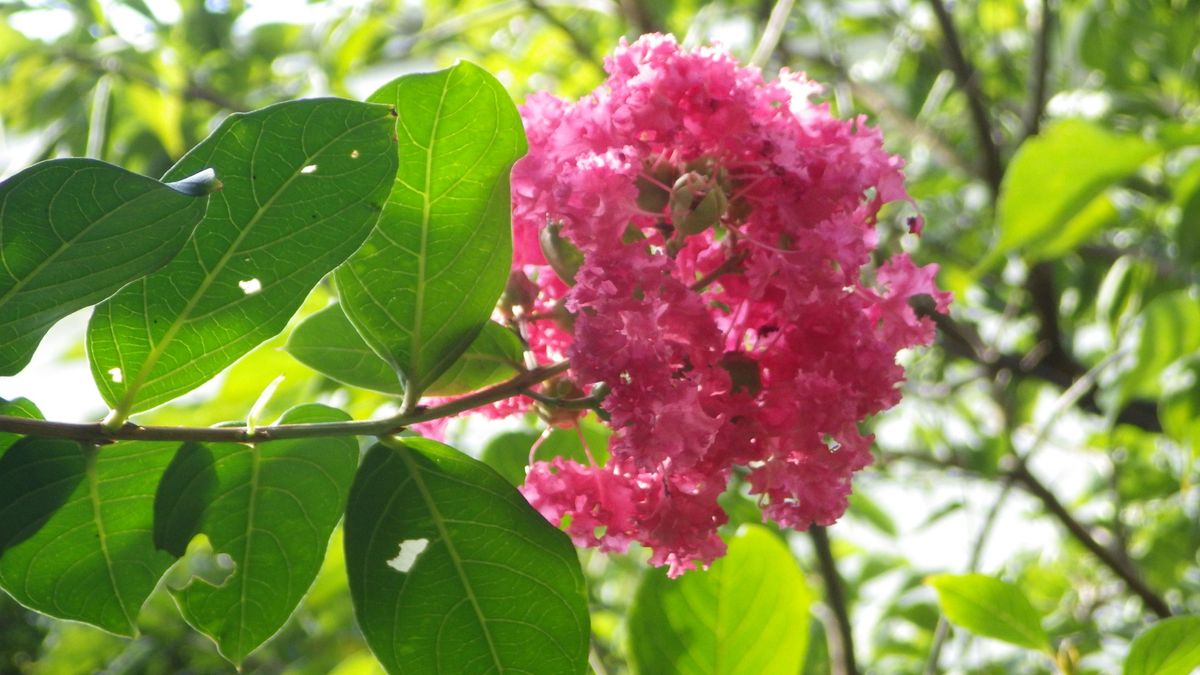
[501,35,949,576]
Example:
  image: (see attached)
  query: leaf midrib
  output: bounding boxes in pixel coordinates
[85,447,136,633]
[398,447,504,673]
[112,112,383,414]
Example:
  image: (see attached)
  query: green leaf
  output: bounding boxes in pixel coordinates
[87,98,398,415]
[979,120,1158,271]
[1122,290,1200,402]
[0,438,181,636]
[155,404,359,664]
[336,61,528,401]
[0,397,43,451]
[926,573,1051,652]
[1123,615,1200,675]
[627,525,813,675]
[286,303,523,397]
[479,418,612,487]
[344,437,588,674]
[0,158,211,375]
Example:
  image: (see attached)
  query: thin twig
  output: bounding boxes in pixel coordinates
[1022,0,1053,138]
[811,526,858,675]
[524,0,605,70]
[1009,460,1172,619]
[0,362,569,446]
[926,0,1004,195]
[749,0,795,68]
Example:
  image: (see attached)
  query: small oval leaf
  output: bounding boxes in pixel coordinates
[927,573,1051,652]
[286,303,523,396]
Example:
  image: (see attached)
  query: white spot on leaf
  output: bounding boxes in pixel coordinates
[350,149,360,159]
[238,278,262,294]
[107,367,123,383]
[300,164,317,174]
[386,538,429,573]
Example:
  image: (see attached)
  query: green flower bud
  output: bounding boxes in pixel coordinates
[539,222,584,285]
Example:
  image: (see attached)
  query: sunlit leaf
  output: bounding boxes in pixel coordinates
[1121,290,1200,402]
[87,98,398,415]
[286,303,523,397]
[155,404,358,664]
[927,573,1050,652]
[336,61,527,401]
[0,158,211,375]
[980,120,1157,271]
[344,437,589,674]
[0,438,181,636]
[1123,615,1200,675]
[628,525,814,675]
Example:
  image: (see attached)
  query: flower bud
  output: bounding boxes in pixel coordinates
[499,270,538,319]
[635,160,678,213]
[676,184,727,235]
[539,222,584,285]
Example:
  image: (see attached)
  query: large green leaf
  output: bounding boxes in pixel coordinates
[980,120,1158,271]
[0,158,212,375]
[154,404,358,664]
[335,62,527,401]
[286,303,523,396]
[344,437,588,674]
[1123,614,1200,675]
[0,437,181,636]
[1121,290,1200,402]
[627,525,813,675]
[87,98,398,415]
[927,573,1051,652]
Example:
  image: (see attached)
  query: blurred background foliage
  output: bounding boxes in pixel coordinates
[1,0,1198,673]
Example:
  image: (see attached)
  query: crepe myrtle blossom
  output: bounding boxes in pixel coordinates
[463,34,948,576]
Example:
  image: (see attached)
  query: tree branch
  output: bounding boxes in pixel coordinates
[926,0,1004,195]
[1022,0,1053,138]
[811,526,859,675]
[524,0,604,70]
[0,362,570,446]
[1009,460,1172,619]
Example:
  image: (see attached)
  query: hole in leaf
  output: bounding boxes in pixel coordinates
[164,535,237,590]
[238,278,262,295]
[300,164,317,174]
[107,367,123,383]
[350,149,360,159]
[386,538,429,573]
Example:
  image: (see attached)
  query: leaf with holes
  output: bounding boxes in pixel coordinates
[154,404,358,664]
[927,573,1051,652]
[286,302,524,396]
[0,437,181,636]
[1123,615,1200,675]
[335,62,527,402]
[0,158,213,375]
[87,98,398,415]
[627,525,814,675]
[344,437,589,674]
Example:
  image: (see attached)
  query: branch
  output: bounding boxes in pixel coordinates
[881,449,1172,619]
[1022,0,1053,138]
[524,0,604,70]
[0,362,570,446]
[810,526,859,675]
[1009,460,1172,619]
[749,0,795,68]
[926,0,1004,195]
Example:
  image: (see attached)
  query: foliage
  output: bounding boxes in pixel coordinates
[1,0,1198,674]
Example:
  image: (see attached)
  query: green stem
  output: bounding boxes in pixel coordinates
[0,361,569,446]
